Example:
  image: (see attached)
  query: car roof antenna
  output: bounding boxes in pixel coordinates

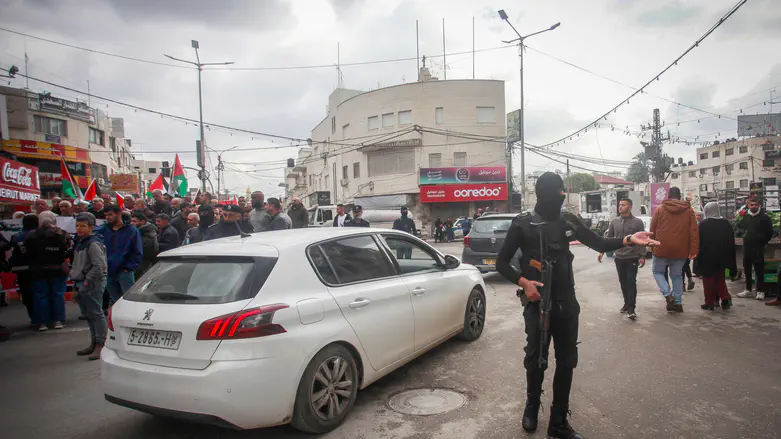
[235,222,252,238]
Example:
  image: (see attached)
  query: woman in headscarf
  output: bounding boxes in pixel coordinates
[693,202,737,310]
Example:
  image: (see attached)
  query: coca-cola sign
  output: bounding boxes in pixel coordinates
[0,157,41,203]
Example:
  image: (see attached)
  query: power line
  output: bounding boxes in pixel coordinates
[537,0,749,149]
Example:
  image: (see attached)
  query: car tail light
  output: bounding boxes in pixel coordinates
[196,304,290,341]
[107,307,114,332]
[463,235,471,248]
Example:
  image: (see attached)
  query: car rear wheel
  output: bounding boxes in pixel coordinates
[457,288,486,341]
[291,344,359,434]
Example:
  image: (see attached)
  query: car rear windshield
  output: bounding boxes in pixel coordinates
[123,256,277,304]
[473,217,513,234]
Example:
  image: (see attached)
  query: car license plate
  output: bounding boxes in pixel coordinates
[483,259,496,265]
[126,328,182,350]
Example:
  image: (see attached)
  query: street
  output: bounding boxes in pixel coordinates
[2,242,780,439]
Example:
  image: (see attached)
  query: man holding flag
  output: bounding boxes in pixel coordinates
[167,154,188,199]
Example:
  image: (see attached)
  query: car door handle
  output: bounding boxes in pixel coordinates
[349,298,371,309]
[412,287,426,296]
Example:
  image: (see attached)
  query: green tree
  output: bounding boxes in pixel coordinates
[564,173,600,193]
[627,151,672,183]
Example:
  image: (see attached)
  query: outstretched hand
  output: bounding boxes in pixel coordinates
[630,231,660,247]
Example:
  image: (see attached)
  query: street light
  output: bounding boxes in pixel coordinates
[498,10,560,207]
[164,41,234,192]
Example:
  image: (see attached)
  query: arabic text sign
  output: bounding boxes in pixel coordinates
[111,174,139,192]
[419,167,507,185]
[38,94,95,123]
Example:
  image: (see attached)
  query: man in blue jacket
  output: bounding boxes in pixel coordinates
[96,205,143,304]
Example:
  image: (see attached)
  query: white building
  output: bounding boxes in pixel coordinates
[668,135,781,207]
[283,71,507,223]
[132,158,164,195]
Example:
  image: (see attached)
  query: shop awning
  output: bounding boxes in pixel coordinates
[2,139,91,164]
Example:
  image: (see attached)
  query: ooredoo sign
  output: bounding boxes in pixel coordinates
[0,157,41,203]
[420,183,508,203]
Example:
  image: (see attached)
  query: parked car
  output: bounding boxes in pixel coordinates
[461,213,520,273]
[101,228,486,433]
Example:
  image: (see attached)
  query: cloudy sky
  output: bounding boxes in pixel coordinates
[1,0,779,196]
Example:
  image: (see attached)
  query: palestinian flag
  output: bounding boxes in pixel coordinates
[83,179,98,201]
[115,192,125,210]
[146,173,166,197]
[60,159,83,199]
[168,154,188,197]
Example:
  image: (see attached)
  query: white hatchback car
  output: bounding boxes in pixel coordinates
[101,228,486,433]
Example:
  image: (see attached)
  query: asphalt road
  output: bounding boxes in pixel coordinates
[1,242,780,439]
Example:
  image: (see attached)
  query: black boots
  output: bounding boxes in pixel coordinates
[548,407,585,439]
[522,394,541,431]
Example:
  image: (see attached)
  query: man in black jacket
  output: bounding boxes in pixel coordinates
[345,205,370,227]
[736,196,774,301]
[170,201,193,242]
[155,214,180,253]
[496,172,657,439]
[205,204,247,240]
[130,211,159,279]
[287,197,309,229]
[392,206,417,259]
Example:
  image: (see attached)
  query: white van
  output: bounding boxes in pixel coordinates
[307,205,421,235]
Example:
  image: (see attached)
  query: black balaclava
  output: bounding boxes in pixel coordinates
[534,172,566,221]
[198,204,215,229]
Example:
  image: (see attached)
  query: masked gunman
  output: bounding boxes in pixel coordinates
[496,172,658,439]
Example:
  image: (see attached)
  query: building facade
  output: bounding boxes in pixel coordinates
[283,76,507,224]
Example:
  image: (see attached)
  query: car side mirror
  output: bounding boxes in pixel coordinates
[443,254,460,270]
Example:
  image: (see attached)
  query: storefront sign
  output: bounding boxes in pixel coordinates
[110,173,139,192]
[420,183,508,203]
[0,157,41,203]
[764,149,781,159]
[1,139,91,164]
[38,94,95,123]
[419,167,507,185]
[650,183,669,214]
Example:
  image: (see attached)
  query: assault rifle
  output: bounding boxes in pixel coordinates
[517,219,554,369]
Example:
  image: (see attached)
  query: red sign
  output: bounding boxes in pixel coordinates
[420,183,508,203]
[0,157,41,203]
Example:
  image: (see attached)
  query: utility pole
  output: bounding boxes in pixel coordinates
[641,108,670,183]
[216,145,240,201]
[164,41,234,192]
[566,159,571,208]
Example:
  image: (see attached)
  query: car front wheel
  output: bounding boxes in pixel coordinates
[458,288,486,341]
[291,344,359,434]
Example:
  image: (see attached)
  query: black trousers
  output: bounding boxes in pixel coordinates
[523,298,580,410]
[16,271,35,323]
[615,258,639,310]
[744,252,765,292]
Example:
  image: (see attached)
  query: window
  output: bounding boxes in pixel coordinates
[740,179,749,188]
[671,172,679,179]
[148,167,156,174]
[725,148,734,156]
[342,165,348,180]
[739,145,748,154]
[435,107,444,124]
[331,116,336,134]
[368,149,415,177]
[763,159,775,167]
[700,153,708,160]
[712,166,720,174]
[688,171,697,177]
[712,150,720,158]
[474,217,513,234]
[726,181,735,189]
[307,246,338,284]
[454,152,467,166]
[353,162,360,178]
[342,124,349,139]
[739,162,749,170]
[381,112,395,127]
[476,106,496,123]
[700,184,708,191]
[33,115,67,136]
[726,164,734,172]
[763,177,777,186]
[762,143,775,151]
[398,110,412,125]
[368,116,379,130]
[699,168,706,176]
[89,128,105,145]
[317,236,396,284]
[429,153,442,168]
[381,235,440,274]
[714,183,721,191]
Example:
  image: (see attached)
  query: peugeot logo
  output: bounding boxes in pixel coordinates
[491,237,497,244]
[143,309,154,321]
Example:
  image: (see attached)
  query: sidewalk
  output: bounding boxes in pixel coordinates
[0,300,85,341]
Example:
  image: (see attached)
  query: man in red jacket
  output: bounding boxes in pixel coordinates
[650,187,699,312]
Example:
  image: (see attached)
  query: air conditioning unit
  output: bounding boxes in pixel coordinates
[726,170,732,175]
[340,179,349,187]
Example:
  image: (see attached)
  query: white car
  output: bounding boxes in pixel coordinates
[101,228,486,433]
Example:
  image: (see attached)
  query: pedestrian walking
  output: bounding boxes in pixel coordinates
[151,190,172,216]
[25,211,72,331]
[434,217,443,243]
[266,198,292,231]
[185,204,214,244]
[333,204,351,227]
[496,172,658,438]
[96,205,143,304]
[287,197,309,229]
[130,211,158,279]
[70,213,108,360]
[445,217,454,242]
[462,217,472,237]
[205,204,247,240]
[345,205,370,227]
[182,213,200,245]
[693,202,737,311]
[248,191,271,232]
[392,206,417,259]
[736,196,773,301]
[598,198,646,319]
[156,214,181,253]
[169,201,193,242]
[473,208,483,220]
[88,198,106,219]
[8,214,39,324]
[650,187,699,313]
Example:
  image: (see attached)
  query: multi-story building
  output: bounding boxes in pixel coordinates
[131,158,165,195]
[668,135,780,207]
[0,86,136,197]
[283,69,507,223]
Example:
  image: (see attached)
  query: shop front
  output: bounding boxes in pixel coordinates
[1,139,91,198]
[0,156,41,217]
[418,167,509,221]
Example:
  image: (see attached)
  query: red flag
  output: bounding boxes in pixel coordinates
[232,195,239,205]
[83,179,97,201]
[146,174,165,197]
[115,192,125,210]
